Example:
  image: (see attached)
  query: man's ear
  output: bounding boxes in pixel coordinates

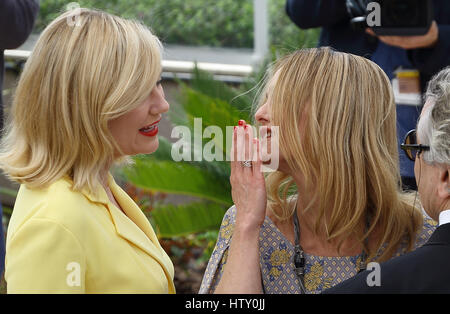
[437,165,450,199]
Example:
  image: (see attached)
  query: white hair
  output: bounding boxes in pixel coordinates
[419,67,450,166]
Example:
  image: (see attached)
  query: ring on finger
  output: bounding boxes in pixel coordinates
[241,160,252,168]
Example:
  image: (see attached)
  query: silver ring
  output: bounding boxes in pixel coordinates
[241,160,252,168]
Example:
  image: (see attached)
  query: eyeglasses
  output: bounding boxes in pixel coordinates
[400,129,430,162]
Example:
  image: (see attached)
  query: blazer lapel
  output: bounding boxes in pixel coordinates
[106,174,163,255]
[80,174,175,292]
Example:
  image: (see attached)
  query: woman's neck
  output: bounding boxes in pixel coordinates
[290,173,367,257]
[99,164,112,189]
[295,208,365,257]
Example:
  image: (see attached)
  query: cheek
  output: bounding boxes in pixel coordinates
[109,115,141,152]
[415,159,428,200]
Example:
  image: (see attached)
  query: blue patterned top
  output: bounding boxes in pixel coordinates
[199,206,437,294]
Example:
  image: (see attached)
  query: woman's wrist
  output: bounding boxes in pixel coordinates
[234,216,264,235]
[234,216,263,237]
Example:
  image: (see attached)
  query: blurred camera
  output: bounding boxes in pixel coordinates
[346,0,434,36]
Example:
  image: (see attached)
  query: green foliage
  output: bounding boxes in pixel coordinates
[35,0,319,49]
[124,153,232,205]
[178,88,243,156]
[150,202,226,238]
[187,67,254,113]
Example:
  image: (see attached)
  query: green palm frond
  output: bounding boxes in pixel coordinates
[174,86,251,159]
[123,157,232,206]
[188,67,254,113]
[133,136,231,190]
[182,88,245,127]
[150,201,227,238]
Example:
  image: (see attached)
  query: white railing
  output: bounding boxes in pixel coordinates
[4,49,253,77]
[3,49,29,61]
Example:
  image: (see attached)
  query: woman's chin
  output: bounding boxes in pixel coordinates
[135,138,159,155]
[143,144,159,155]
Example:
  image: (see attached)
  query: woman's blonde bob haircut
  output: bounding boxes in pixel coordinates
[258,48,422,262]
[0,9,162,193]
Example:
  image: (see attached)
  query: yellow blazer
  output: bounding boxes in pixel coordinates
[5,173,175,293]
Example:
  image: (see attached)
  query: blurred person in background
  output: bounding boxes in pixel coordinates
[199,48,436,294]
[325,66,450,293]
[0,0,40,280]
[286,0,450,191]
[0,9,174,293]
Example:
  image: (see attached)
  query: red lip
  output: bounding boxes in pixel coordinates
[139,118,161,137]
[141,118,161,129]
[139,126,158,137]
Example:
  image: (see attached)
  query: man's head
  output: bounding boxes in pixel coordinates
[415,67,450,221]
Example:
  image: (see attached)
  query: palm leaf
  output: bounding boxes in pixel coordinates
[189,66,253,113]
[176,87,249,158]
[150,201,227,238]
[123,157,232,205]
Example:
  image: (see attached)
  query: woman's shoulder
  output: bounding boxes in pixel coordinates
[18,176,88,209]
[9,177,98,237]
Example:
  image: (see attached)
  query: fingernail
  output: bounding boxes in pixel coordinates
[238,120,245,126]
[234,126,237,130]
[244,125,248,130]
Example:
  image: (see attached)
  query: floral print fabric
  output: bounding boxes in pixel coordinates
[199,206,437,294]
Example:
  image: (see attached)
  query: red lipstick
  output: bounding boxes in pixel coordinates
[139,119,161,137]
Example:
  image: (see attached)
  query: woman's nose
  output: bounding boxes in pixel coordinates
[255,103,270,124]
[151,86,170,115]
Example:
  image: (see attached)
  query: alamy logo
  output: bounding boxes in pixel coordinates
[66,262,81,287]
[170,118,280,172]
[366,2,381,27]
[366,262,381,287]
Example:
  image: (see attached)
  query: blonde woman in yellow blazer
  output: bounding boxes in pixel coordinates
[0,9,174,293]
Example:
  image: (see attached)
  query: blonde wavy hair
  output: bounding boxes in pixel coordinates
[0,9,162,194]
[257,48,422,262]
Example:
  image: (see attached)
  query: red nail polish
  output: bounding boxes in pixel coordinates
[238,120,245,126]
[244,125,248,130]
[234,126,237,130]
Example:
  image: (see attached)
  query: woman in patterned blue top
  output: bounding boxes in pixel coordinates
[199,47,436,294]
